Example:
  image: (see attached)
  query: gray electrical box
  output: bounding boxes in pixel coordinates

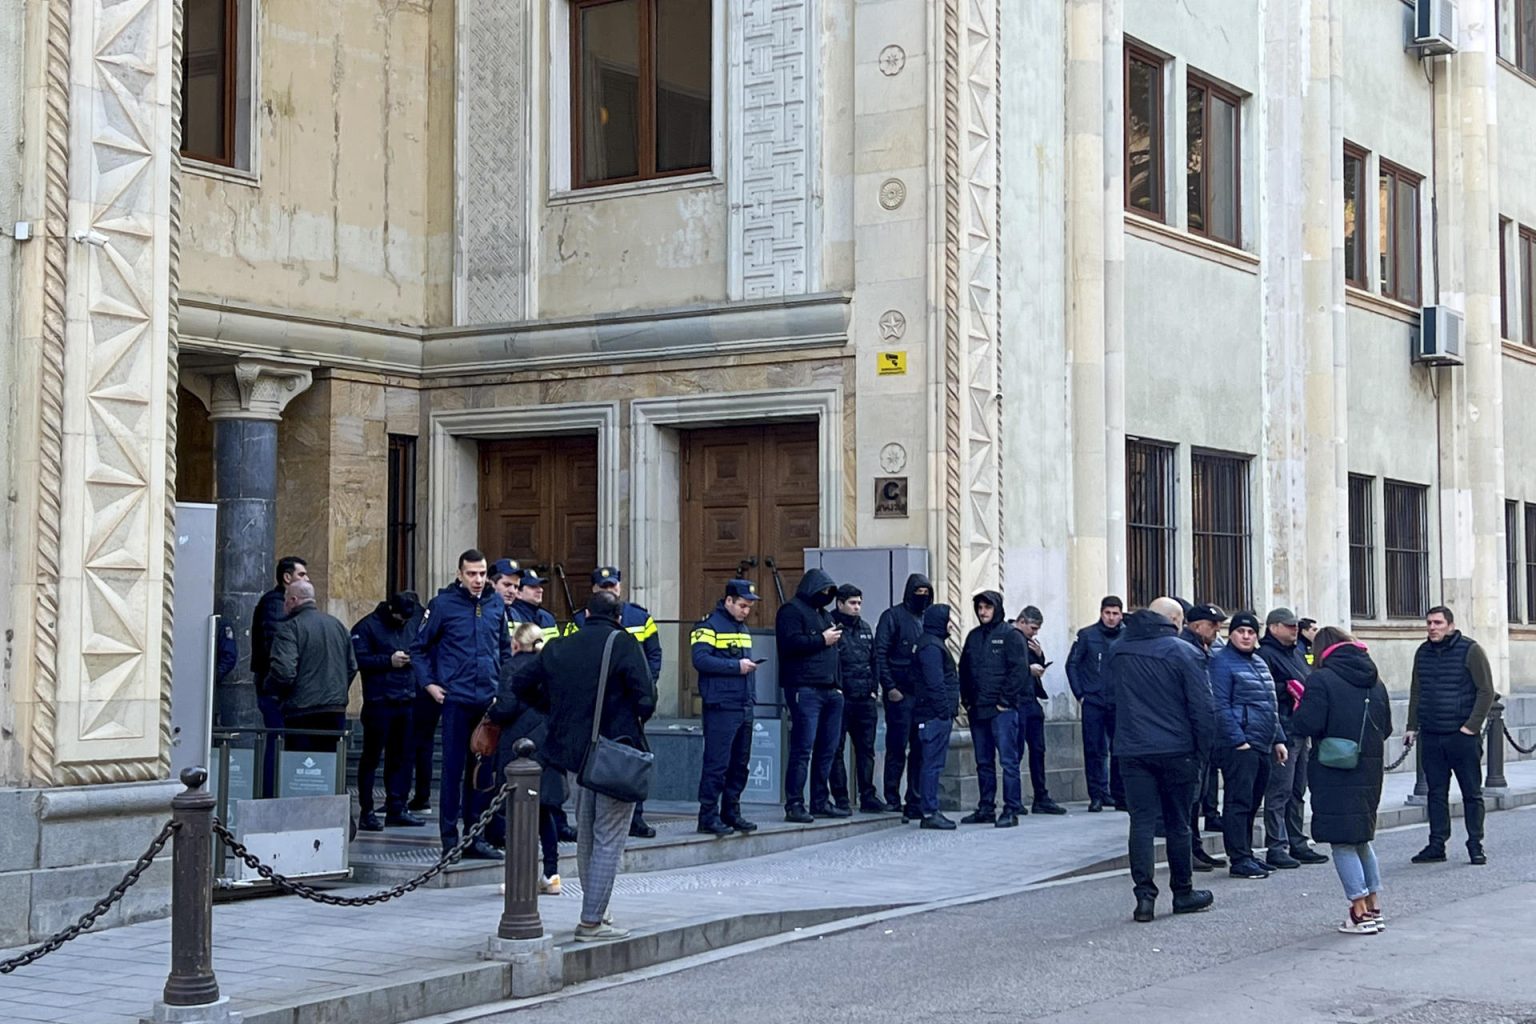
[804,546,931,614]
[170,502,218,777]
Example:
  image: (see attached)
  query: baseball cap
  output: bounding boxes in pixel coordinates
[1265,606,1299,627]
[725,578,761,602]
[491,558,521,579]
[519,571,548,588]
[592,566,622,586]
[1188,603,1227,625]
[1228,610,1262,633]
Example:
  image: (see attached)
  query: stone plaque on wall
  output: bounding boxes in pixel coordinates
[875,477,909,518]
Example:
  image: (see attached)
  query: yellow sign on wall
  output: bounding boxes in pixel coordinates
[877,351,907,376]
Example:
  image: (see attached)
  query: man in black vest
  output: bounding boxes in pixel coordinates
[1406,605,1496,865]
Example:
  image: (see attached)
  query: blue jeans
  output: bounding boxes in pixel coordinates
[1331,842,1381,901]
[972,710,1023,814]
[916,717,953,816]
[1081,701,1122,803]
[785,688,844,812]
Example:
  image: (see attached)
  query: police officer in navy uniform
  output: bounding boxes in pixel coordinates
[693,579,762,836]
[508,570,561,644]
[570,566,664,838]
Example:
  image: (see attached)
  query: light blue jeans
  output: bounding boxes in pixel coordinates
[1331,842,1381,901]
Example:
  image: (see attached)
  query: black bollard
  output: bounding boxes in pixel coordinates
[499,739,544,941]
[162,767,221,1007]
[1486,698,1509,789]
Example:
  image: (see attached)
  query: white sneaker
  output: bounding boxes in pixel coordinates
[1338,911,1379,935]
[539,873,562,895]
[573,922,631,943]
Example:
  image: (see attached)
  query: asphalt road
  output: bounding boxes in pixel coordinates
[467,806,1536,1024]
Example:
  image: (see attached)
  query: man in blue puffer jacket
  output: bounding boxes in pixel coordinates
[1210,611,1290,878]
[411,548,512,858]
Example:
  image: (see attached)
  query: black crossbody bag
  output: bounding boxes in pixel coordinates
[576,631,654,803]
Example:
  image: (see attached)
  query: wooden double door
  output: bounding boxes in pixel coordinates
[680,419,820,644]
[478,437,598,621]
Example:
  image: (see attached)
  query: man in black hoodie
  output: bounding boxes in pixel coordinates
[876,573,934,819]
[960,591,1028,827]
[914,604,961,829]
[829,585,885,813]
[1109,598,1216,923]
[350,592,426,831]
[777,568,847,823]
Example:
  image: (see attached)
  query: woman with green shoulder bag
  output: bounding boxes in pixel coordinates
[1288,627,1394,935]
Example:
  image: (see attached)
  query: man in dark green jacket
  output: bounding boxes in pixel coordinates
[1406,605,1497,865]
[267,581,357,753]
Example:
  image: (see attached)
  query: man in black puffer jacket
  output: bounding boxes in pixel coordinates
[829,585,884,813]
[959,591,1029,828]
[1256,607,1327,869]
[1109,599,1216,922]
[777,568,846,823]
[876,573,933,819]
[351,592,425,831]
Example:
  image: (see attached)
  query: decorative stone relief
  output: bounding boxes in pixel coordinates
[879,442,907,474]
[878,178,907,210]
[730,0,816,299]
[457,0,528,324]
[878,310,907,341]
[185,359,316,422]
[940,0,1003,602]
[44,0,182,784]
[879,45,907,76]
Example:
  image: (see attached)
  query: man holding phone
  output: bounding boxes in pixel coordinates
[693,579,763,835]
[777,568,846,823]
[1014,606,1067,814]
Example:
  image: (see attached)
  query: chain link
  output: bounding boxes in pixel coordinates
[1384,746,1412,772]
[1506,728,1536,756]
[0,819,179,974]
[212,779,514,906]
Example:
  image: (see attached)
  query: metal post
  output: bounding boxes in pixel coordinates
[1485,698,1509,790]
[499,739,543,941]
[163,767,220,1006]
[1406,736,1428,804]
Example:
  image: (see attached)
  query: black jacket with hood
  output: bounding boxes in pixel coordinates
[1288,643,1393,844]
[1107,610,1215,760]
[775,568,841,689]
[912,605,960,722]
[833,607,878,701]
[959,591,1029,722]
[874,573,933,698]
[350,601,420,703]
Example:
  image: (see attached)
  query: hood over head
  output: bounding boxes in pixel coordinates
[903,573,934,613]
[972,590,1006,625]
[922,603,951,637]
[1318,642,1379,688]
[795,568,839,607]
[1123,608,1178,640]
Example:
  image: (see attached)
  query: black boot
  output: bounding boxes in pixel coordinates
[920,813,957,830]
[696,817,733,836]
[1172,890,1215,914]
[1031,798,1068,815]
[960,809,996,825]
[385,810,427,827]
[1133,897,1155,923]
[357,812,383,832]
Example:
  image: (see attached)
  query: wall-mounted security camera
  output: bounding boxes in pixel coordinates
[71,229,110,246]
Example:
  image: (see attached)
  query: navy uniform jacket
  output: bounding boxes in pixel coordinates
[411,583,511,707]
[568,602,662,682]
[691,604,754,709]
[508,598,561,644]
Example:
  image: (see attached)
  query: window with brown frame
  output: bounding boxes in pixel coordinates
[1125,46,1165,219]
[1508,500,1522,623]
[181,0,237,165]
[1517,0,1536,77]
[1378,163,1422,306]
[1127,439,1177,609]
[1349,474,1377,620]
[1526,503,1536,622]
[1344,146,1368,288]
[1191,451,1251,612]
[1384,480,1430,619]
[571,0,712,189]
[1186,75,1241,246]
[1501,217,1513,340]
[387,435,418,596]
[1521,225,1536,348]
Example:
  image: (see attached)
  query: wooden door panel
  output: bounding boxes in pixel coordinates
[769,440,820,499]
[699,446,753,500]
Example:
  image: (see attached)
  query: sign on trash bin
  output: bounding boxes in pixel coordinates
[278,751,338,798]
[745,719,782,805]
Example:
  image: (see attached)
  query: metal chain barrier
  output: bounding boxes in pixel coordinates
[1506,729,1536,756]
[1384,746,1412,772]
[212,778,514,907]
[0,819,180,974]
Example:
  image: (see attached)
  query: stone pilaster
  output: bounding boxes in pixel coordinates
[1101,0,1126,599]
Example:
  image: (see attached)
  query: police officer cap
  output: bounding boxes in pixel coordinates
[592,566,622,586]
[725,578,761,602]
[1187,603,1227,624]
[491,558,521,579]
[519,571,548,587]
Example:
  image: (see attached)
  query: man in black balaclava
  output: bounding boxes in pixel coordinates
[777,568,846,823]
[876,574,933,820]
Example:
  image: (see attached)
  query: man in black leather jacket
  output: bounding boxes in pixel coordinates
[829,585,884,813]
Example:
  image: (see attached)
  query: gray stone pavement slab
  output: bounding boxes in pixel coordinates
[2,758,1533,1024]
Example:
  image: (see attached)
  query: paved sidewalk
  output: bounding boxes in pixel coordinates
[2,760,1532,1024]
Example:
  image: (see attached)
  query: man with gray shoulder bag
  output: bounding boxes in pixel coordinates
[515,590,657,942]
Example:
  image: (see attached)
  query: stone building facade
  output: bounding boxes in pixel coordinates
[3,0,1536,940]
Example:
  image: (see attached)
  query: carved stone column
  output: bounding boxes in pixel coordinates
[183,359,313,727]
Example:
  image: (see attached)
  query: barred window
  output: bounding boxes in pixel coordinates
[387,435,418,595]
[1348,475,1377,619]
[1509,500,1522,623]
[1191,451,1251,612]
[1127,439,1177,608]
[1526,504,1536,628]
[1384,481,1430,619]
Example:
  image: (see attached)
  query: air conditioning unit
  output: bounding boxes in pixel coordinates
[1414,305,1464,366]
[1413,0,1457,55]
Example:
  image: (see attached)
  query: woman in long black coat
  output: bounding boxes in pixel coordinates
[1288,627,1393,935]
[488,629,566,893]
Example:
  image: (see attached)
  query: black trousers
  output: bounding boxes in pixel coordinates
[1017,701,1051,802]
[1201,759,1221,819]
[438,702,491,846]
[1122,753,1200,901]
[1219,746,1270,861]
[830,698,880,808]
[358,700,414,816]
[284,710,346,753]
[1422,729,1486,849]
[698,704,754,819]
[883,697,923,813]
[409,690,442,807]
